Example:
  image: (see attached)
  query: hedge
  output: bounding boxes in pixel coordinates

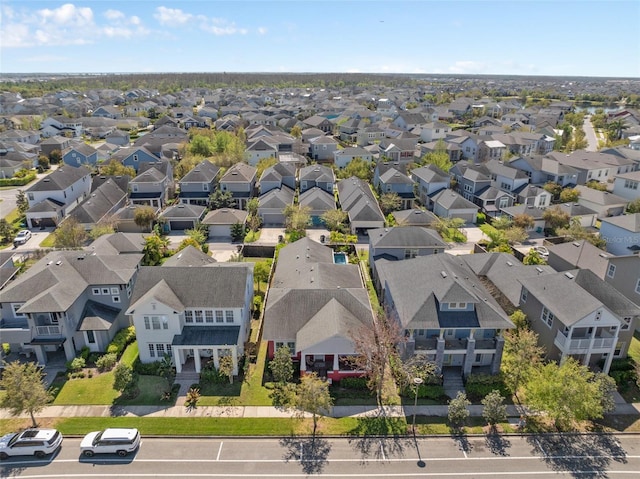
[0,173,36,187]
[106,326,136,356]
[464,373,510,402]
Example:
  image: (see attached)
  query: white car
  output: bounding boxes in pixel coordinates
[13,230,32,247]
[80,428,140,457]
[0,429,63,459]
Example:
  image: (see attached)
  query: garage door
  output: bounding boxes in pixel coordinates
[36,217,57,227]
[169,220,194,231]
[261,214,284,226]
[209,225,231,238]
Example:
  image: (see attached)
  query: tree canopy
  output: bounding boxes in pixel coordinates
[0,361,52,427]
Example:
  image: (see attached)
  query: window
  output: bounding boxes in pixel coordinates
[11,304,25,318]
[205,310,214,323]
[112,296,120,303]
[148,344,155,358]
[595,310,602,321]
[635,279,640,295]
[521,288,528,303]
[404,249,418,259]
[275,341,296,351]
[607,264,616,278]
[156,344,165,356]
[195,310,204,323]
[111,287,119,295]
[101,288,110,295]
[185,311,193,323]
[144,317,150,330]
[152,317,161,330]
[92,288,101,295]
[614,342,625,358]
[621,317,632,331]
[541,307,555,328]
[215,310,224,323]
[225,310,234,323]
[28,193,34,201]
[87,330,95,344]
[448,303,467,310]
[624,179,638,190]
[133,155,138,162]
[202,184,209,191]
[132,184,138,192]
[166,344,172,354]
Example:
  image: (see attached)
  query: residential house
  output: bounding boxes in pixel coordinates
[547,151,613,185]
[245,138,278,166]
[515,184,552,208]
[129,161,173,209]
[62,143,98,167]
[491,132,554,157]
[612,170,640,201]
[600,214,640,256]
[219,162,257,210]
[445,133,479,163]
[40,116,83,138]
[299,164,335,194]
[392,112,426,131]
[110,146,159,172]
[259,163,297,195]
[419,122,451,143]
[379,138,418,164]
[392,209,439,227]
[478,140,507,162]
[25,165,92,228]
[178,160,220,206]
[411,164,450,209]
[40,136,74,158]
[337,177,385,235]
[373,162,415,209]
[302,115,333,133]
[333,147,373,169]
[0,130,40,145]
[263,238,375,382]
[257,186,295,226]
[0,250,142,364]
[299,187,337,227]
[575,185,628,219]
[105,130,130,146]
[431,189,479,224]
[92,106,123,119]
[603,255,640,309]
[375,253,514,375]
[87,232,146,255]
[202,208,248,239]
[162,245,216,267]
[126,264,254,375]
[356,124,386,147]
[500,205,547,233]
[68,175,130,230]
[509,155,580,187]
[309,136,339,162]
[160,203,206,231]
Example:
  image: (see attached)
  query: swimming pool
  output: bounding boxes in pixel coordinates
[333,252,348,264]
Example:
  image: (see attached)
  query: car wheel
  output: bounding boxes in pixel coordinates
[117,450,128,457]
[83,450,94,457]
[0,452,8,460]
[34,451,46,458]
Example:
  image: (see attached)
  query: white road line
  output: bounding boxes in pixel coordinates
[300,442,303,462]
[216,442,223,461]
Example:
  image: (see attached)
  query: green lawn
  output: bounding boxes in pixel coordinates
[52,370,119,405]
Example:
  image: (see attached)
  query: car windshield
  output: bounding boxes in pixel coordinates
[46,432,60,445]
[92,431,104,445]
[6,433,19,447]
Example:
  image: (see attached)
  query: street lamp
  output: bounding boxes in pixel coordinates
[412,377,424,434]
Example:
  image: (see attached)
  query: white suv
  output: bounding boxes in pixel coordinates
[80,428,140,457]
[0,429,63,459]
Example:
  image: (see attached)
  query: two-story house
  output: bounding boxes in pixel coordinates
[110,146,160,173]
[259,163,297,195]
[375,253,514,376]
[68,175,130,230]
[299,164,335,194]
[218,162,257,210]
[599,214,640,256]
[257,186,295,226]
[178,160,221,206]
[337,177,385,235]
[411,164,450,209]
[299,187,337,227]
[25,165,92,228]
[129,161,173,209]
[62,143,99,167]
[333,147,373,169]
[374,162,415,209]
[309,136,339,162]
[0,250,142,364]
[613,170,640,201]
[127,263,254,376]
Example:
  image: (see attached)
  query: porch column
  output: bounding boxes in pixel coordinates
[491,337,505,375]
[463,338,475,377]
[603,327,619,375]
[213,348,220,369]
[62,339,75,362]
[300,353,307,372]
[173,348,182,373]
[34,345,46,365]
[333,354,339,373]
[584,326,599,368]
[435,338,445,371]
[231,347,238,376]
[194,349,202,373]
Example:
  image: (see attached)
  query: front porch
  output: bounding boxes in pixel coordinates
[301,353,361,383]
[171,325,242,376]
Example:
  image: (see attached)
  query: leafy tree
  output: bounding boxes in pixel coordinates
[595,373,617,415]
[157,354,175,393]
[290,125,302,138]
[247,214,261,233]
[185,224,207,245]
[178,237,201,251]
[295,372,333,436]
[0,218,13,243]
[379,192,402,215]
[113,363,136,397]
[626,198,640,214]
[16,190,29,215]
[421,139,453,172]
[523,249,547,265]
[543,182,562,202]
[283,204,311,235]
[481,390,507,430]
[524,358,607,430]
[49,149,62,164]
[559,188,580,203]
[38,155,50,170]
[269,345,294,384]
[255,158,278,180]
[501,328,544,401]
[448,391,471,429]
[512,214,534,230]
[246,197,259,217]
[0,361,52,427]
[54,217,88,248]
[230,222,246,242]
[99,159,136,178]
[557,217,607,249]
[218,354,235,384]
[350,312,405,407]
[586,180,608,192]
[254,260,272,293]
[133,205,157,232]
[142,233,170,266]
[321,209,348,232]
[606,119,628,141]
[434,217,467,243]
[503,226,528,245]
[509,309,529,330]
[209,189,236,209]
[189,134,215,156]
[542,206,570,234]
[491,216,512,230]
[336,157,373,182]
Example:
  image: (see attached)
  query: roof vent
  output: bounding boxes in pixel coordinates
[506,261,513,266]
[440,271,447,278]
[46,261,53,266]
[55,261,62,265]
[564,272,575,279]
[573,242,581,247]
[536,267,544,273]
[598,253,608,258]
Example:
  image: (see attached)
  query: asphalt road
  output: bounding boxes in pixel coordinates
[583,114,600,152]
[1,434,639,478]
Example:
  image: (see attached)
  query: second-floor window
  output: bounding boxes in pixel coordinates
[607,264,616,278]
[541,307,555,328]
[216,310,224,323]
[225,311,234,323]
[621,317,632,331]
[185,311,193,323]
[404,249,418,259]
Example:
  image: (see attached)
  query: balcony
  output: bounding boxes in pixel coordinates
[554,331,614,353]
[35,325,62,336]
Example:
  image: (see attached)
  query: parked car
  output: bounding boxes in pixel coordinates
[80,428,140,457]
[0,429,63,459]
[13,230,32,247]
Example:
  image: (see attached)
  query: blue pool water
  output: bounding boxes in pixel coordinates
[333,252,347,264]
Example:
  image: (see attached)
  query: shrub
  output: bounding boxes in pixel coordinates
[67,357,86,372]
[2,343,10,355]
[106,326,136,356]
[464,373,509,402]
[476,212,487,225]
[200,367,227,385]
[402,383,446,400]
[0,173,36,187]
[95,353,118,371]
[79,347,90,361]
[338,376,368,390]
[134,359,161,376]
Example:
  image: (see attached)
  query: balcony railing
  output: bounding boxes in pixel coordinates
[554,331,614,352]
[35,325,62,336]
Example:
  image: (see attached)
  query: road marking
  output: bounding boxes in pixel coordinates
[216,442,223,461]
[380,440,386,461]
[300,442,303,461]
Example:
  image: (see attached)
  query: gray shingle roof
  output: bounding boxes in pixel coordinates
[26,165,91,193]
[369,226,446,249]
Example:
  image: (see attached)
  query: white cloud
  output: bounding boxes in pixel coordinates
[1,23,31,47]
[154,6,249,36]
[154,6,193,25]
[38,3,93,26]
[257,27,268,35]
[130,16,141,26]
[104,9,125,21]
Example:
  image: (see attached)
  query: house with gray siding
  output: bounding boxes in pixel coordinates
[259,163,297,195]
[257,186,295,226]
[299,164,334,194]
[219,162,257,210]
[178,160,220,206]
[600,214,640,256]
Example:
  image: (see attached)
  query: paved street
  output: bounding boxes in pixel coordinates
[583,114,600,152]
[1,434,638,478]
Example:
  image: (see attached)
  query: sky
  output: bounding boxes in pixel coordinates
[1,0,639,77]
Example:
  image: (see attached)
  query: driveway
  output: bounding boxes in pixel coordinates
[583,114,599,152]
